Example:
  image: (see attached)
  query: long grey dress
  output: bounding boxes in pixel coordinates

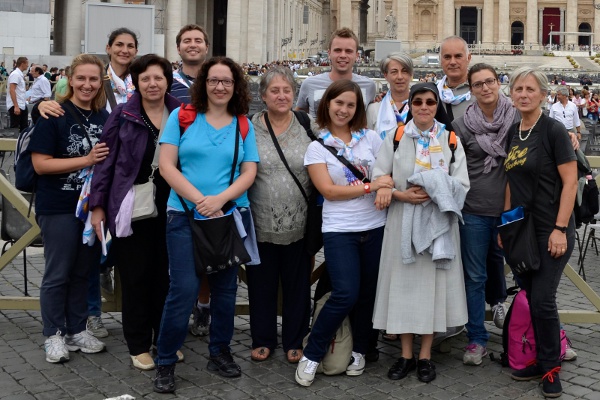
[372,127,469,335]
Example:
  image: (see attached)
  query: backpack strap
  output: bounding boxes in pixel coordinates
[103,76,117,111]
[393,125,405,152]
[292,110,317,140]
[238,114,249,141]
[178,104,197,136]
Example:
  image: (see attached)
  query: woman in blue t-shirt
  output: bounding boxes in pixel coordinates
[28,54,110,364]
[153,57,259,393]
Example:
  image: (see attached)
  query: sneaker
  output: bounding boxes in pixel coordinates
[346,351,365,376]
[564,343,577,361]
[131,352,155,370]
[190,306,210,337]
[463,343,488,366]
[65,330,106,354]
[492,302,507,329]
[45,334,69,363]
[207,351,241,378]
[511,362,544,381]
[295,356,319,386]
[153,364,176,393]
[99,270,114,294]
[86,316,109,338]
[541,367,562,398]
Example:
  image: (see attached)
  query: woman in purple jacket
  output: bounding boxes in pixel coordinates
[90,54,180,371]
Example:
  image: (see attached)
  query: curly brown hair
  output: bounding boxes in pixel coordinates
[190,56,250,115]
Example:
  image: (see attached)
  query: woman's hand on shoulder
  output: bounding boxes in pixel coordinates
[87,142,109,166]
[38,100,64,119]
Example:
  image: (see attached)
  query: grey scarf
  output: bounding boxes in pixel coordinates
[463,92,516,173]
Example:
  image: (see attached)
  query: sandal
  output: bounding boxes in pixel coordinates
[382,330,399,341]
[251,347,271,361]
[286,349,303,363]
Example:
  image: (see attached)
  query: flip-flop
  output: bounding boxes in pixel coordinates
[251,347,271,361]
[287,349,303,363]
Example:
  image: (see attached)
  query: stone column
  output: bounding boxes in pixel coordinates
[65,0,81,55]
[482,0,493,46]
[497,0,510,47]
[351,1,360,35]
[565,0,577,47]
[53,0,65,54]
[339,0,353,29]
[446,2,457,38]
[476,7,482,44]
[396,0,409,44]
[266,0,275,62]
[187,0,196,25]
[595,4,600,48]
[359,0,369,44]
[322,0,331,49]
[166,0,184,61]
[526,0,538,48]
[538,8,544,45]
[560,8,565,47]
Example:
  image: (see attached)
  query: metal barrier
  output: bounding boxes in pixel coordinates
[0,137,598,323]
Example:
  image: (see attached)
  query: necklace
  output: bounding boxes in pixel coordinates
[73,104,93,122]
[518,111,542,141]
[140,113,160,145]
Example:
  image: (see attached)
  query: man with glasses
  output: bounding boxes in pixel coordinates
[550,87,581,139]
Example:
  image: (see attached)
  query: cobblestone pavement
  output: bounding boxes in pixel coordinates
[1,237,600,400]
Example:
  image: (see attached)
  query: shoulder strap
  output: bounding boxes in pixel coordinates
[238,115,249,140]
[103,77,117,111]
[292,110,317,141]
[264,113,309,202]
[393,125,405,152]
[318,139,370,183]
[178,103,197,136]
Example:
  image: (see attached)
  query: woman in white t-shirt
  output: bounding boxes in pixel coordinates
[295,79,393,387]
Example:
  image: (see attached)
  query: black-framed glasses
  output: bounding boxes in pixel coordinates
[411,99,438,107]
[471,78,497,90]
[206,78,234,87]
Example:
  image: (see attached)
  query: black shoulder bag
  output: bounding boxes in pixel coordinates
[264,112,322,255]
[498,117,547,276]
[177,119,251,275]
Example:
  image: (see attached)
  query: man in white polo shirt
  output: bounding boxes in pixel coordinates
[7,56,29,131]
[550,87,582,139]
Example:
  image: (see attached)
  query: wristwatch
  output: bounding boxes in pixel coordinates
[554,225,567,233]
[364,183,371,194]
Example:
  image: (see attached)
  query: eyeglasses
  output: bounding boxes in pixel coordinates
[471,78,497,90]
[411,99,438,107]
[206,78,234,87]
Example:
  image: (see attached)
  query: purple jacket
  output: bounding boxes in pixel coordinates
[89,91,181,235]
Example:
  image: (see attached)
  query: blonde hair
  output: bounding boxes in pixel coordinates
[56,54,107,112]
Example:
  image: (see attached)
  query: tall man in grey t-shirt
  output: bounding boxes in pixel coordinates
[296,28,376,117]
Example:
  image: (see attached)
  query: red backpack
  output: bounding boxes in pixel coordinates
[177,104,249,139]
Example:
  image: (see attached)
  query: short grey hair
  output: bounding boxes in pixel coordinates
[508,66,550,95]
[440,36,469,56]
[258,66,297,98]
[380,52,414,76]
[556,87,569,96]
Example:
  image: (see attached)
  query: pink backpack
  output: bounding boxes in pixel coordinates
[501,289,568,370]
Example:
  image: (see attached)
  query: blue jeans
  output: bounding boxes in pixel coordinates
[37,214,101,336]
[304,226,384,361]
[87,263,101,317]
[156,210,247,366]
[459,213,505,346]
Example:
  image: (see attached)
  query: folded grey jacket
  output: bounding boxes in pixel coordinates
[401,169,467,269]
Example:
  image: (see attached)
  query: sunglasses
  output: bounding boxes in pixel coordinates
[411,99,438,107]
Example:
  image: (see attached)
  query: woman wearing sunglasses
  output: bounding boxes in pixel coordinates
[372,82,469,383]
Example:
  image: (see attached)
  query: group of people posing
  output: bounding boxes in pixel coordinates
[27,25,576,399]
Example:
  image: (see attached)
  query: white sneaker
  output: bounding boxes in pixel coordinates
[564,344,577,361]
[295,356,319,386]
[346,351,365,376]
[86,316,108,338]
[65,330,106,353]
[45,333,69,363]
[492,302,507,329]
[463,343,488,366]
